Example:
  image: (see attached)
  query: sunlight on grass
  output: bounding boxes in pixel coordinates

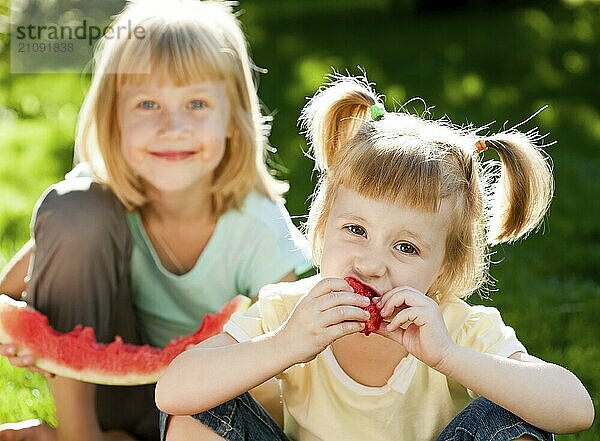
[291,56,343,101]
[562,0,600,8]
[383,84,407,110]
[445,72,485,105]
[0,119,74,258]
[0,358,55,426]
[519,8,554,38]
[563,50,590,74]
[568,104,600,141]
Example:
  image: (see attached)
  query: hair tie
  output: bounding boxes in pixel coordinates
[475,139,487,155]
[370,103,386,121]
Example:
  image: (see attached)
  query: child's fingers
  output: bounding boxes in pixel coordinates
[321,306,370,327]
[326,321,365,340]
[310,278,351,299]
[6,353,52,377]
[376,285,414,305]
[380,305,409,324]
[318,290,370,311]
[375,286,409,311]
[377,287,428,317]
[9,354,35,368]
[386,306,428,332]
[0,344,16,357]
[2,345,37,369]
[0,344,51,375]
[374,323,405,341]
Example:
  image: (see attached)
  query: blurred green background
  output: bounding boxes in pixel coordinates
[0,0,598,438]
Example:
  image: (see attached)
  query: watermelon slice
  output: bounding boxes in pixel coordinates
[0,294,250,385]
[344,277,382,336]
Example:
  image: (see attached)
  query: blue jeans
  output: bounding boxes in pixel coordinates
[159,393,554,441]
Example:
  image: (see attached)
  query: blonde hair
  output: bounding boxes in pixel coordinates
[301,75,554,300]
[75,0,286,212]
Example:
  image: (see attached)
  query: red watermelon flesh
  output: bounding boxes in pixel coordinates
[0,294,250,385]
[344,277,382,336]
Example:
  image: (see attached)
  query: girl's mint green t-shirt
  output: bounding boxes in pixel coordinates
[126,191,312,347]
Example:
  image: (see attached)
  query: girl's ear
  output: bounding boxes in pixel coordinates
[226,122,234,139]
[225,111,236,139]
[426,257,448,302]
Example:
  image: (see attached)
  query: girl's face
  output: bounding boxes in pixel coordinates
[118,79,232,194]
[320,187,451,297]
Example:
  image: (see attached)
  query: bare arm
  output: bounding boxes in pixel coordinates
[436,348,594,434]
[0,239,33,299]
[159,271,297,424]
[155,278,369,416]
[377,286,595,435]
[155,331,292,416]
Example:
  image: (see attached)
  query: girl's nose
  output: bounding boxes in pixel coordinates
[353,248,387,279]
[160,110,191,138]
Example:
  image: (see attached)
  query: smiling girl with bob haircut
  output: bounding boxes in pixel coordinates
[0,1,310,440]
[156,74,594,441]
[78,0,286,212]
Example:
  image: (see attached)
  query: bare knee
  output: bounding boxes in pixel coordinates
[165,415,226,441]
[34,180,128,252]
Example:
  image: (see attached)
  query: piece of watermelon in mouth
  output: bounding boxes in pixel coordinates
[344,277,383,336]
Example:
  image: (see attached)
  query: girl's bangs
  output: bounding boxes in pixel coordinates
[116,20,234,88]
[335,141,447,213]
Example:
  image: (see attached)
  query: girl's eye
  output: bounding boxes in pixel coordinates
[345,225,366,237]
[188,100,207,110]
[139,100,159,110]
[395,242,419,255]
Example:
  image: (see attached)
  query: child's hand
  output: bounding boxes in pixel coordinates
[0,344,55,378]
[374,286,455,369]
[275,278,370,364]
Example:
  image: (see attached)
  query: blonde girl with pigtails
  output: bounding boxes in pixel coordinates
[156,74,594,441]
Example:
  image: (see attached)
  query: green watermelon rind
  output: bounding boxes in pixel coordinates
[0,294,250,385]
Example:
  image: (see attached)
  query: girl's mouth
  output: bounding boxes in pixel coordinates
[344,276,381,298]
[149,151,197,161]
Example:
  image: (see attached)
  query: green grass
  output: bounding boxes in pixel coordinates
[0,358,56,426]
[1,1,599,438]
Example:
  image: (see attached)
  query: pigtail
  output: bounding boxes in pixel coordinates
[302,74,380,264]
[299,75,379,171]
[483,130,554,244]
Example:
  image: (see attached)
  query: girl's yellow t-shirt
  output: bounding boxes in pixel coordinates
[223,276,527,441]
